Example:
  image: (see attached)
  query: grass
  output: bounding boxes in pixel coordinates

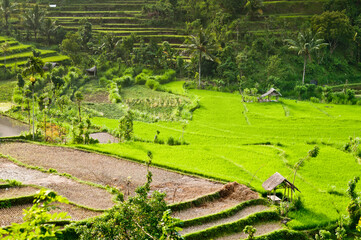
[0,80,16,102]
[82,81,361,230]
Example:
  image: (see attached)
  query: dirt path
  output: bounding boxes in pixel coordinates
[216,222,283,240]
[0,142,224,203]
[0,202,102,227]
[0,158,114,210]
[0,186,39,199]
[181,205,269,235]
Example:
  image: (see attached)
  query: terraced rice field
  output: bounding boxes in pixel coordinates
[42,0,187,47]
[0,36,70,67]
[83,81,361,231]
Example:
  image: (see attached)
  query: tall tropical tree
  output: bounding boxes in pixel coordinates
[22,54,44,140]
[182,29,219,88]
[284,30,328,85]
[0,0,16,31]
[42,18,58,45]
[74,91,83,122]
[0,41,10,67]
[23,4,45,41]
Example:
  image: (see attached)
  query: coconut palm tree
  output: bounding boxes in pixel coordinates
[23,4,45,41]
[0,0,16,31]
[42,18,58,45]
[182,29,220,88]
[22,54,44,140]
[0,41,10,67]
[284,30,328,85]
[74,91,84,122]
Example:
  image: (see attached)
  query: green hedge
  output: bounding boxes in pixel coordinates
[255,229,309,240]
[0,194,36,208]
[183,210,280,240]
[181,199,268,228]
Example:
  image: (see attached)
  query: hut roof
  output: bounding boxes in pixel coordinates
[86,66,97,73]
[42,62,58,70]
[260,88,282,98]
[262,172,300,192]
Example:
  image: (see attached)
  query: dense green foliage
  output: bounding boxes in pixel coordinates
[2,0,361,238]
[82,81,361,230]
[74,171,183,240]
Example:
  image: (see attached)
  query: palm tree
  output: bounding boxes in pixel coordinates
[42,18,58,45]
[22,54,44,140]
[0,42,10,67]
[0,0,16,31]
[284,30,328,85]
[182,29,220,88]
[23,4,45,41]
[75,91,84,122]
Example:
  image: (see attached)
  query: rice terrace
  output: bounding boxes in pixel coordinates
[1,0,361,239]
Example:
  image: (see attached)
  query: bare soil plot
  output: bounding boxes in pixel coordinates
[0,158,114,210]
[0,202,102,227]
[216,222,283,240]
[0,186,39,199]
[181,205,269,235]
[84,91,109,103]
[0,142,224,203]
[173,182,259,220]
[90,132,119,143]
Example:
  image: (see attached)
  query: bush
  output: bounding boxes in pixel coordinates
[158,69,176,84]
[108,83,122,103]
[135,72,149,85]
[99,76,109,86]
[115,75,134,87]
[145,79,160,90]
[167,136,181,146]
[310,97,320,103]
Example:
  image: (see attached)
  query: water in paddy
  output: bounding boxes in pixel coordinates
[0,115,28,137]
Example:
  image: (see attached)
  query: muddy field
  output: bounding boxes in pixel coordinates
[0,142,224,203]
[0,158,114,210]
[0,202,102,227]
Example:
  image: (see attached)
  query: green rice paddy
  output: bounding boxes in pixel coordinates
[80,81,361,230]
[0,37,69,67]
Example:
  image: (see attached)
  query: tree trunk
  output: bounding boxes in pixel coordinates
[302,55,307,85]
[78,103,82,122]
[32,86,35,140]
[198,51,201,88]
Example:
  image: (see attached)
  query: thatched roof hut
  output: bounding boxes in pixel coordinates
[86,66,97,76]
[43,62,58,71]
[263,172,299,191]
[259,88,282,102]
[262,172,299,203]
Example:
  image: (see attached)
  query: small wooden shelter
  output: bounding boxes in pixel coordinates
[259,88,281,102]
[86,66,97,76]
[42,62,58,71]
[262,172,300,204]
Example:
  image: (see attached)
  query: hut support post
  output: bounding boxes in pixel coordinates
[283,187,286,201]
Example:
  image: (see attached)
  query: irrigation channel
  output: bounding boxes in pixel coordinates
[0,115,28,137]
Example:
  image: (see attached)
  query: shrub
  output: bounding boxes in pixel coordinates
[167,136,181,146]
[48,168,58,173]
[146,79,160,90]
[158,69,176,84]
[310,97,320,103]
[5,179,22,187]
[99,76,109,86]
[115,75,134,87]
[135,72,149,85]
[184,81,196,89]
